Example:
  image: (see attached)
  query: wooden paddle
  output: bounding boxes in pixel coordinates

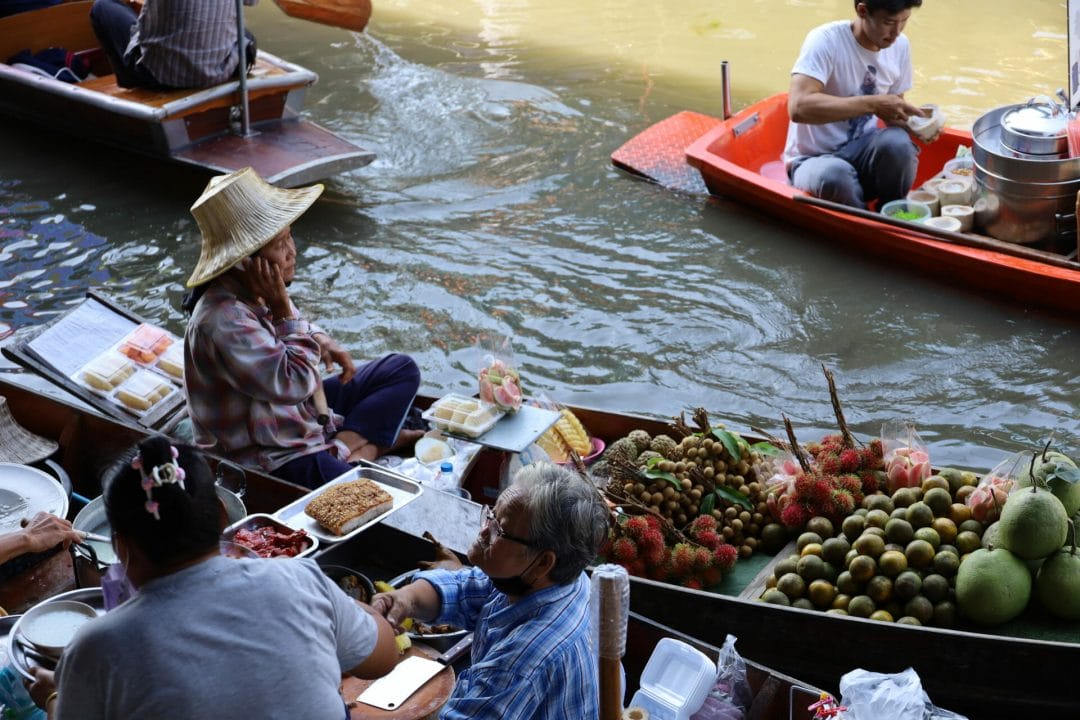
[272,0,372,32]
[793,194,1080,271]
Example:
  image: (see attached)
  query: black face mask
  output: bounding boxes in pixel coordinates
[488,553,541,597]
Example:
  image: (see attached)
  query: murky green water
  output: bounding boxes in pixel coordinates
[0,0,1076,470]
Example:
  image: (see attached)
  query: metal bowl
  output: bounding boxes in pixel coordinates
[389,569,469,652]
[220,513,319,559]
[320,565,376,604]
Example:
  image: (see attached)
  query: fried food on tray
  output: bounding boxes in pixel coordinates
[304,479,393,536]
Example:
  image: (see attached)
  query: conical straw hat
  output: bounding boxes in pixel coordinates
[0,396,58,465]
[186,167,323,287]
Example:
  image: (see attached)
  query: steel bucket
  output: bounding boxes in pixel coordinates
[971,104,1080,244]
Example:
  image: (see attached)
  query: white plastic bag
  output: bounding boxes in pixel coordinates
[839,667,967,720]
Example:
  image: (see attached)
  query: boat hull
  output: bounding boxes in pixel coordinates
[0,2,374,185]
[612,95,1080,316]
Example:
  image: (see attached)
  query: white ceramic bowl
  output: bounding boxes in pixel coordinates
[923,215,963,233]
[906,189,940,215]
[18,600,97,657]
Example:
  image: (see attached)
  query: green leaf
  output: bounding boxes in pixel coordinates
[711,429,743,460]
[750,442,783,457]
[714,485,753,511]
[644,467,681,489]
[699,492,716,516]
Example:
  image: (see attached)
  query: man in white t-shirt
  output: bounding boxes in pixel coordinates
[783,1,932,209]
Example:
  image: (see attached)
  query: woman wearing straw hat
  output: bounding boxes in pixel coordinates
[183,168,423,489]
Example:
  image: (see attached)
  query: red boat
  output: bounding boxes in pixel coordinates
[612,93,1080,317]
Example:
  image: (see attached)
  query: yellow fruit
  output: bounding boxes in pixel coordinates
[394,633,412,654]
[374,580,395,593]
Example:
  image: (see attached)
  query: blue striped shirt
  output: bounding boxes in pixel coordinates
[419,567,599,720]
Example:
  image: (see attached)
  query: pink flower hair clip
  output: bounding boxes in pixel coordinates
[132,445,187,520]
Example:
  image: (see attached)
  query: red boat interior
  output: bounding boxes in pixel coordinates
[700,93,970,196]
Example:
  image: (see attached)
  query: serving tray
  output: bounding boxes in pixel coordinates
[273,466,423,545]
[5,587,104,681]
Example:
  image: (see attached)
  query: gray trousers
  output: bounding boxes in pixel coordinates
[789,126,919,209]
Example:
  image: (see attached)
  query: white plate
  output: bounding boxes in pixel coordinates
[273,466,423,545]
[0,462,68,534]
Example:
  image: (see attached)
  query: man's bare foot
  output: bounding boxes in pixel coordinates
[389,428,425,452]
[336,428,424,463]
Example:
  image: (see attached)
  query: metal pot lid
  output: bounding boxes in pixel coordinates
[0,463,68,533]
[1001,102,1068,139]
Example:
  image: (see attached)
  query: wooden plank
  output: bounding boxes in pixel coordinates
[738,538,795,601]
[0,1,97,61]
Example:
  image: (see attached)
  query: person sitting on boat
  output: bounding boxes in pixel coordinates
[372,463,610,720]
[182,167,424,489]
[89,0,257,89]
[783,0,933,209]
[25,434,398,719]
[0,512,80,565]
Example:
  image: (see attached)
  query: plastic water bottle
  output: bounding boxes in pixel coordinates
[433,462,455,492]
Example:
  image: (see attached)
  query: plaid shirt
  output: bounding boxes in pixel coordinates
[184,276,335,472]
[127,0,249,88]
[419,567,599,720]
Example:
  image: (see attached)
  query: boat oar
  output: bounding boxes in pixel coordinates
[793,194,1080,271]
[271,0,372,32]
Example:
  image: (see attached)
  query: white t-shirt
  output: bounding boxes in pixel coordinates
[782,20,913,167]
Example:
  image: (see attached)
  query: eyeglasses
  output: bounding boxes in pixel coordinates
[480,505,534,547]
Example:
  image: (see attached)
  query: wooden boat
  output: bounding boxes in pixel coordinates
[2,299,1076,717]
[611,93,1080,317]
[0,0,374,187]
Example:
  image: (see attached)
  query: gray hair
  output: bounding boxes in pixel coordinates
[510,463,610,585]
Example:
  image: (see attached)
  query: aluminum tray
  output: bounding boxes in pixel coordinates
[221,513,319,559]
[273,466,423,545]
[5,587,104,681]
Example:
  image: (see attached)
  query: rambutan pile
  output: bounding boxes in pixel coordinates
[804,433,885,497]
[601,512,739,589]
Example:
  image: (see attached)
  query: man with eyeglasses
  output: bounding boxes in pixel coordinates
[784,0,935,209]
[372,463,611,719]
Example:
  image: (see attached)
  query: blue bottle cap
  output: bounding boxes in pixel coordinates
[439,462,453,472]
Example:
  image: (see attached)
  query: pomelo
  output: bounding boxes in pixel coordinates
[996,486,1068,560]
[955,547,1031,626]
[1035,522,1080,620]
[1016,450,1080,517]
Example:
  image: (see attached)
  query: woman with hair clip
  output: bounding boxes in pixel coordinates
[25,434,398,720]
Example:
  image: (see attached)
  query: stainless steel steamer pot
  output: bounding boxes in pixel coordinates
[971,103,1080,244]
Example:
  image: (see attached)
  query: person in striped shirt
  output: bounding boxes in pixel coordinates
[182,167,422,488]
[89,0,256,89]
[372,463,610,719]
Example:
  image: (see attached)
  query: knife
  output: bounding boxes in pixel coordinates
[357,632,473,710]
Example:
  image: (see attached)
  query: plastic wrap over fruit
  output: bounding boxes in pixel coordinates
[478,357,522,413]
[881,421,931,493]
[966,451,1025,523]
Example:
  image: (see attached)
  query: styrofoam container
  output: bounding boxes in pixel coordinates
[421,393,504,438]
[627,638,715,720]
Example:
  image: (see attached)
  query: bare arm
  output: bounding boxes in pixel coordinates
[369,579,442,632]
[0,513,81,564]
[345,605,399,679]
[788,73,924,126]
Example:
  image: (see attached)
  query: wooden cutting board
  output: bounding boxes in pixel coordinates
[342,643,455,720]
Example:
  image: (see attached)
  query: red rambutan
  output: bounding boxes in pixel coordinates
[817,454,842,477]
[689,514,718,534]
[625,559,647,578]
[647,563,671,582]
[839,448,860,473]
[670,543,695,578]
[693,529,722,550]
[638,529,666,566]
[830,489,856,516]
[793,473,816,495]
[682,577,703,590]
[713,543,739,572]
[694,546,713,570]
[701,566,723,587]
[809,477,834,507]
[624,516,650,540]
[611,537,639,564]
[861,471,882,494]
[644,515,662,531]
[780,502,810,529]
[838,474,862,495]
[598,536,613,559]
[866,439,884,460]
